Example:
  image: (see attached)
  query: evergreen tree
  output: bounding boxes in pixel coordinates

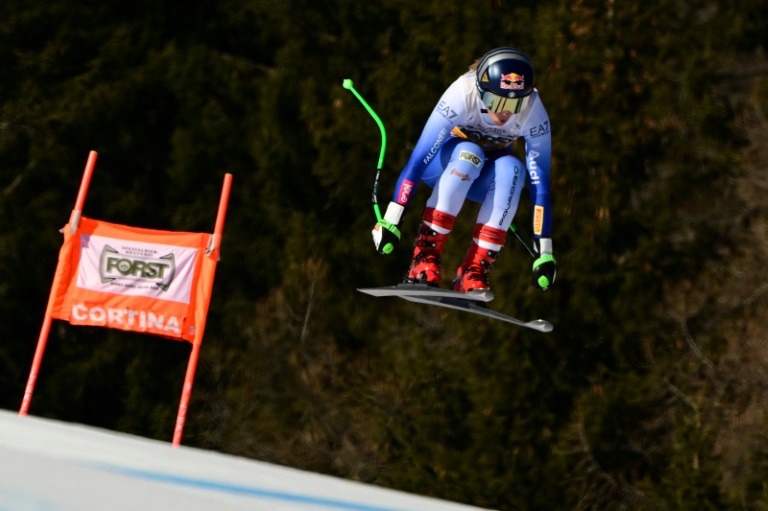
[2,0,768,509]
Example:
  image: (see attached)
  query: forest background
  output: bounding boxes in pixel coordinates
[2,1,768,510]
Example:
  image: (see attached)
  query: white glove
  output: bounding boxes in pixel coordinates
[372,202,405,254]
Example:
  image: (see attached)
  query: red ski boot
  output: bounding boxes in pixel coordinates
[404,208,455,286]
[452,225,506,298]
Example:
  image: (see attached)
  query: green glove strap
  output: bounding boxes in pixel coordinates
[532,253,556,270]
[377,220,401,239]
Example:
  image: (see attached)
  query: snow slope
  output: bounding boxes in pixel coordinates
[0,410,493,511]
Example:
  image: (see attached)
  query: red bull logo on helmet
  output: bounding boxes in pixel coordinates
[500,72,525,90]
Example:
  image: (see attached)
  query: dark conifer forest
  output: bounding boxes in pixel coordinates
[2,1,768,509]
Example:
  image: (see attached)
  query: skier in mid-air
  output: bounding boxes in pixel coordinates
[371,47,556,297]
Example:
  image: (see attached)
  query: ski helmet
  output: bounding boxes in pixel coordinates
[475,47,535,114]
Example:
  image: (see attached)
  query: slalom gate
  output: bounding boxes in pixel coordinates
[18,150,232,447]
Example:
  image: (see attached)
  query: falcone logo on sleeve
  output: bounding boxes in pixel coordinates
[77,234,198,304]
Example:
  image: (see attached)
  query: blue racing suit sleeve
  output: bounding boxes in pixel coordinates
[524,118,553,239]
[391,95,462,206]
[392,111,454,206]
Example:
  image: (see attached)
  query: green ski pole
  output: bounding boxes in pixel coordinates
[342,79,387,223]
[509,223,537,258]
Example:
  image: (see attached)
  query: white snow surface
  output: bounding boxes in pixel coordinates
[0,409,494,511]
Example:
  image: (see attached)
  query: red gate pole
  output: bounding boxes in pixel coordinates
[172,173,232,446]
[20,151,98,416]
[69,150,97,232]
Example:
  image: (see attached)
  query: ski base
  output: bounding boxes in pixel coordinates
[357,283,493,302]
[357,284,553,333]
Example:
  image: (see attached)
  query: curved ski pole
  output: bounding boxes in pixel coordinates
[342,79,387,222]
[509,223,537,259]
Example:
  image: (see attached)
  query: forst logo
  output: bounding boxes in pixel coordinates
[100,245,176,291]
[458,150,482,168]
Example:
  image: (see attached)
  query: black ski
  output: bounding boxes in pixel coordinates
[357,284,553,333]
[357,283,493,302]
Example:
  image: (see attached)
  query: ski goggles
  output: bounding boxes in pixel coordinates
[480,90,529,114]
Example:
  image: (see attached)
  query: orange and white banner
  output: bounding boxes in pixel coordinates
[47,217,217,343]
